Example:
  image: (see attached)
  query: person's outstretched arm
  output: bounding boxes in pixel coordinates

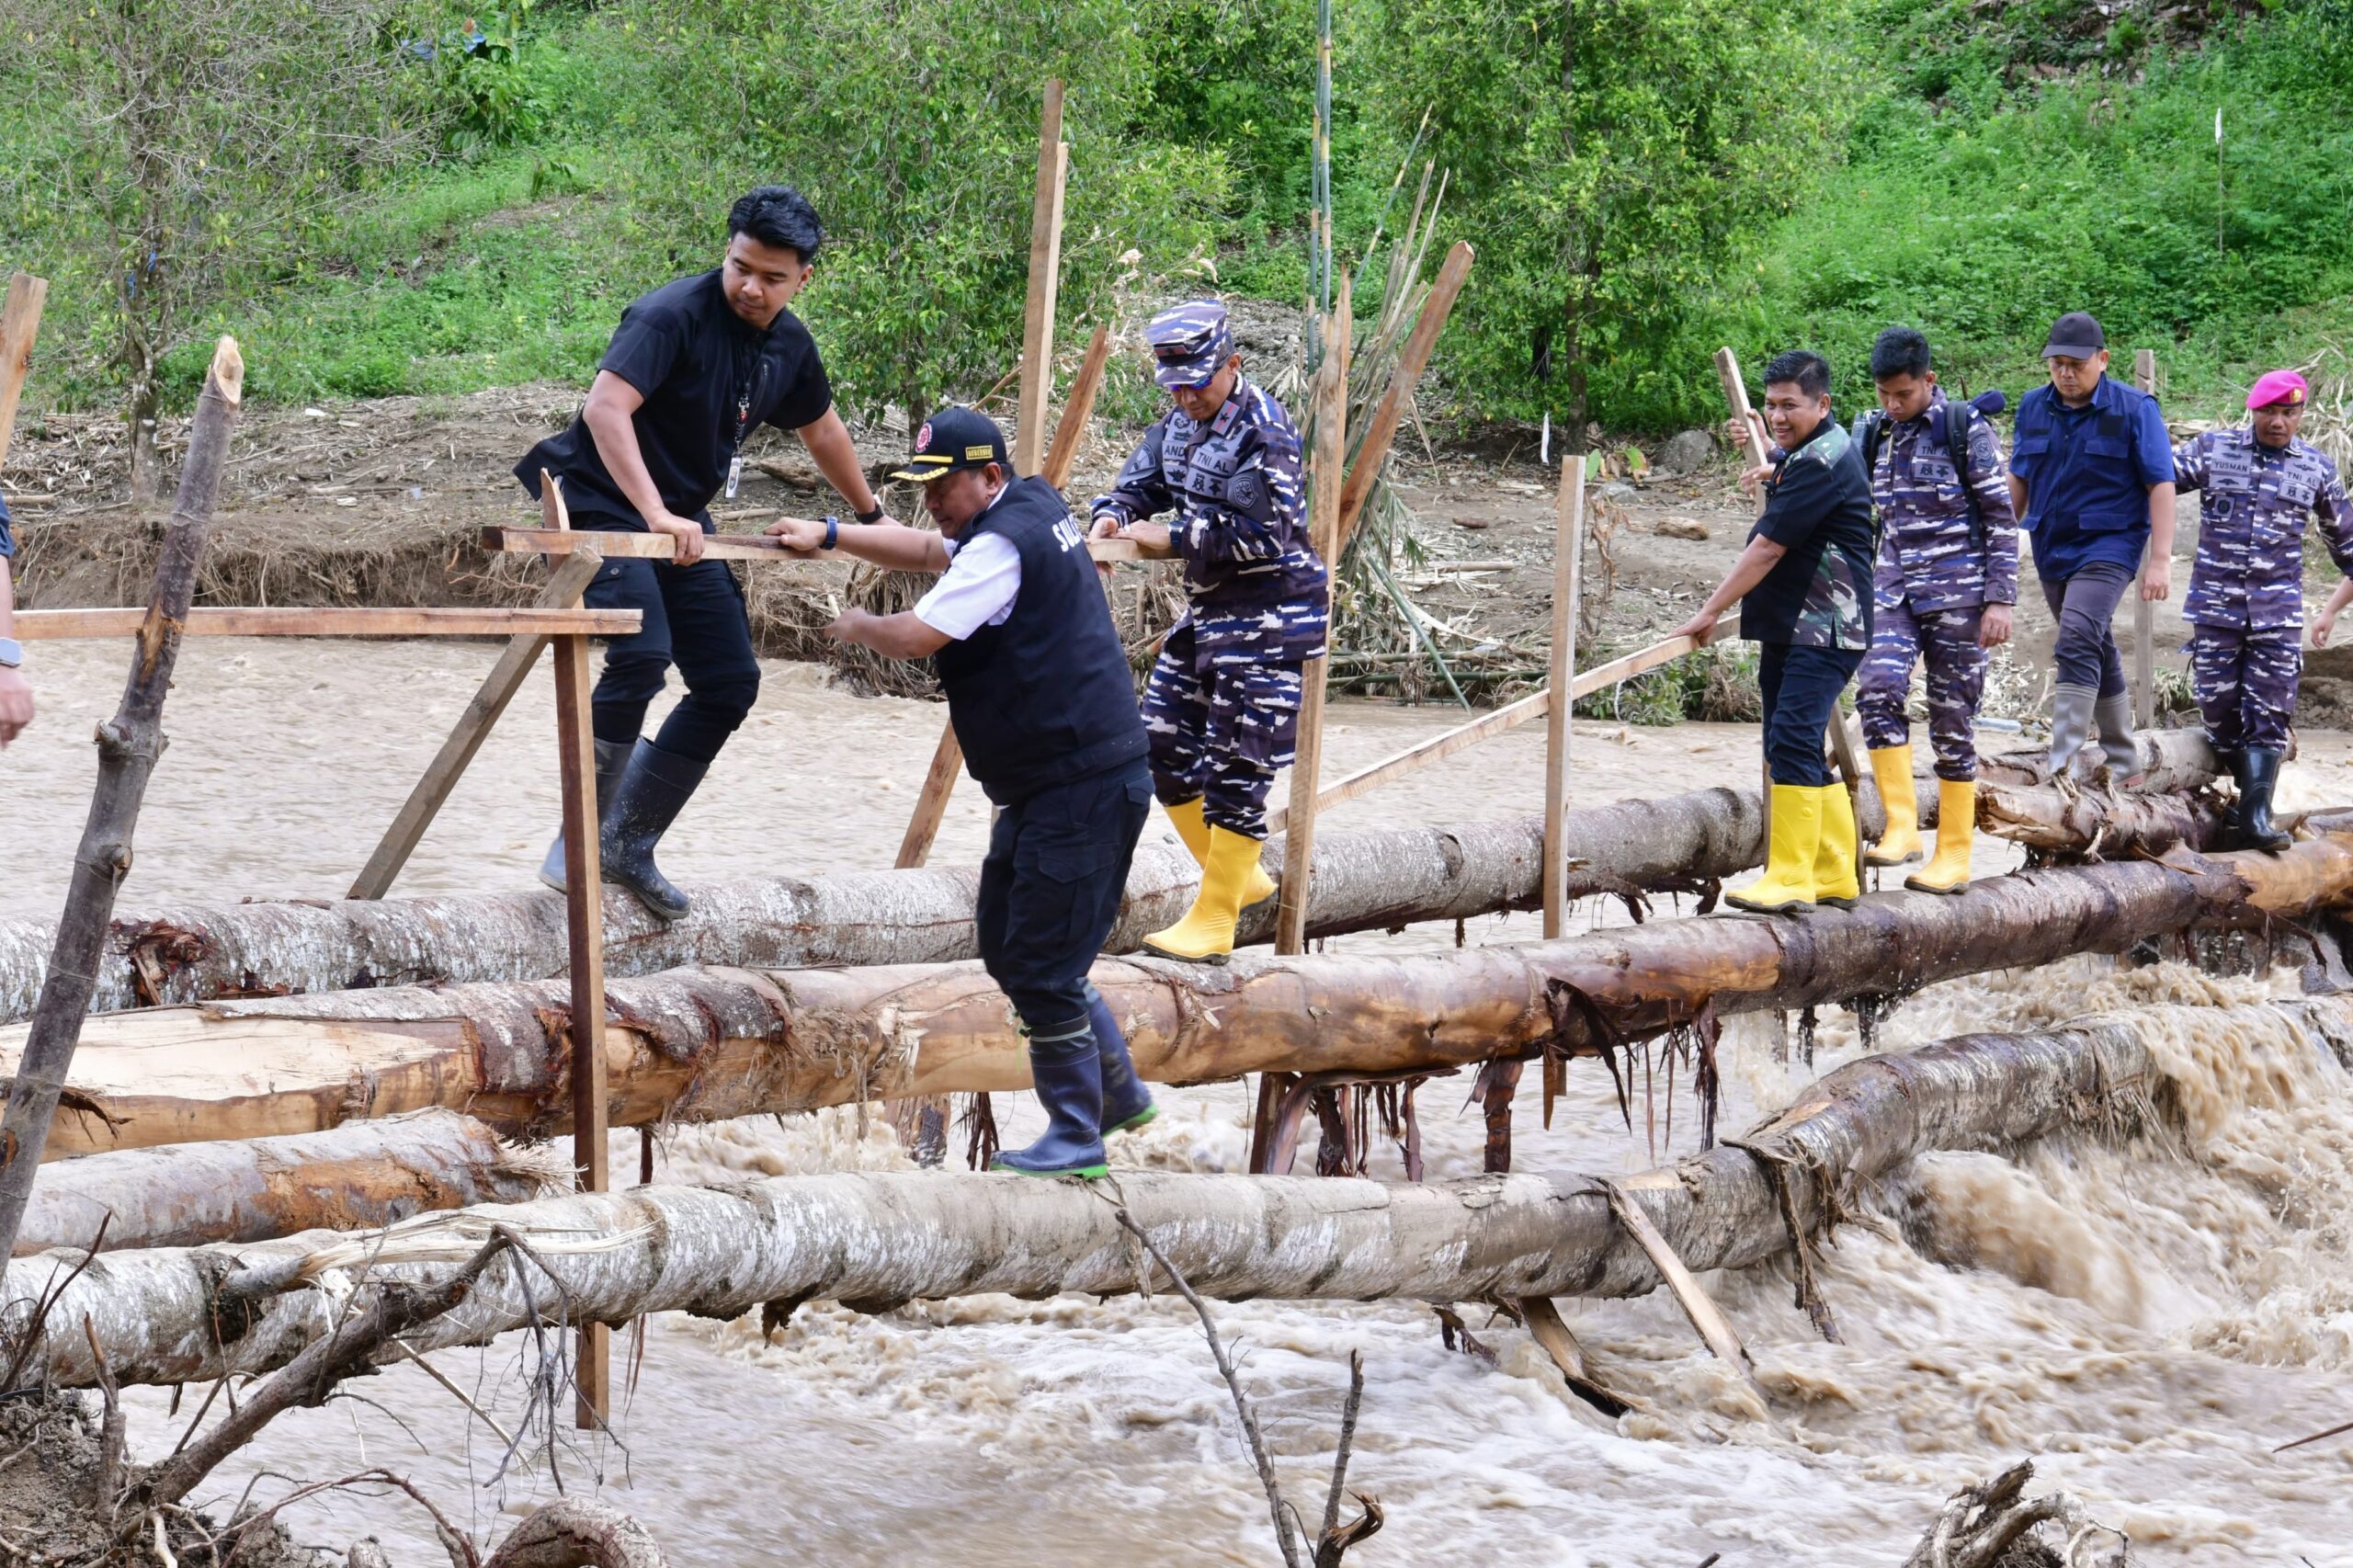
[796,408,884,519]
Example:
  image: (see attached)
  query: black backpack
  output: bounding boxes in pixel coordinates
[1852,388,2008,552]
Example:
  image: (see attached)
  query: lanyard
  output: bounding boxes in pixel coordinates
[724,342,767,500]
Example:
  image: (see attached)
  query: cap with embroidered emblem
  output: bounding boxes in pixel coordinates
[888,405,1009,483]
[1145,299,1234,390]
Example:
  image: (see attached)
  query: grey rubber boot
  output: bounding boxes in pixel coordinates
[600,739,709,922]
[537,737,631,893]
[2093,693,2142,783]
[2046,684,2097,780]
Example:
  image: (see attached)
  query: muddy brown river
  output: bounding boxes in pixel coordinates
[6,637,2353,1563]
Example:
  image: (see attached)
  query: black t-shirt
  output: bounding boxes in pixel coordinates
[1740,414,1877,650]
[516,269,834,525]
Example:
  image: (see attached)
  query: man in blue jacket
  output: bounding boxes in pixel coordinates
[2006,312,2177,784]
[769,408,1156,1181]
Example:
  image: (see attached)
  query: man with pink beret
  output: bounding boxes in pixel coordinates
[2172,369,2353,849]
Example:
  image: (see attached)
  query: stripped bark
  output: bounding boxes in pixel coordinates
[22,993,2352,1391]
[6,835,2348,1161]
[17,1110,557,1256]
[1976,775,2231,857]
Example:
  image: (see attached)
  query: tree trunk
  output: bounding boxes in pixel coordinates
[0,340,242,1269]
[27,993,2349,1392]
[0,728,2231,1027]
[1976,776,2229,857]
[17,1109,554,1256]
[12,835,2348,1161]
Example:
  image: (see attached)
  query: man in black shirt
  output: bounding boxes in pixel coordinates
[517,185,888,920]
[1675,349,1877,914]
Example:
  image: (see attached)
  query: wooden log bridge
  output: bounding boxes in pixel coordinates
[10,835,2348,1159]
[27,991,2352,1391]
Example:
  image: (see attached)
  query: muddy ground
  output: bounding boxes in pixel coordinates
[13,378,2353,726]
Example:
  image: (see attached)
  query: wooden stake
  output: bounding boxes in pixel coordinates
[0,274,50,471]
[893,724,967,871]
[1013,80,1068,478]
[1041,324,1112,492]
[2132,347,2159,731]
[348,551,606,899]
[1541,455,1586,939]
[541,474,610,1428]
[1276,279,1349,957]
[0,338,242,1273]
[1335,241,1474,549]
[1600,1178,1758,1387]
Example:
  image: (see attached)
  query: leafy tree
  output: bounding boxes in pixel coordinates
[1359,0,1855,434]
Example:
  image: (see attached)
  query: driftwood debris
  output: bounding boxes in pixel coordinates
[25,993,2350,1390]
[0,339,244,1270]
[1899,1461,2132,1567]
[8,835,2348,1160]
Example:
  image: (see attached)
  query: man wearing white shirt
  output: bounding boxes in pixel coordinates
[767,407,1155,1179]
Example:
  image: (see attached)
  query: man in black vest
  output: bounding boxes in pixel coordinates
[767,407,1156,1178]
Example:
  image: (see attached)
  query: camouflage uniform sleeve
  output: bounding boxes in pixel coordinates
[1970,416,2018,605]
[1090,421,1175,527]
[2171,434,2210,494]
[1174,415,1307,568]
[2314,455,2353,580]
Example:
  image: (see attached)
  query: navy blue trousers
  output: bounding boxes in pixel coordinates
[975,757,1154,1031]
[581,544,762,764]
[1756,642,1865,787]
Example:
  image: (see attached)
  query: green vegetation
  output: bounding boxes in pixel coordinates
[0,0,2347,437]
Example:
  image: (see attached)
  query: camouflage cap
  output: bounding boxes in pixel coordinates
[1145,299,1233,390]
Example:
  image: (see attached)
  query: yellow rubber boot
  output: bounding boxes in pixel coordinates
[1163,797,1277,908]
[1725,785,1821,915]
[1142,826,1265,963]
[1864,744,1920,867]
[1905,779,1976,894]
[1813,783,1861,908]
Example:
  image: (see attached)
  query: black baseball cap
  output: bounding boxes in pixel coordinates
[2041,312,2107,358]
[890,405,1009,483]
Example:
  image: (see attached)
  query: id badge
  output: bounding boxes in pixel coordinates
[725,456,744,500]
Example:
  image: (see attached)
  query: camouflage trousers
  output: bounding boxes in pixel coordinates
[1855,601,1986,781]
[2188,622,2300,752]
[1142,620,1305,838]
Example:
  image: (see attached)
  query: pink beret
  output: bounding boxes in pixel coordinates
[2248,369,2309,410]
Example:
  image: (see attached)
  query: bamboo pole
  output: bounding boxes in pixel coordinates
[0,274,48,471]
[1542,456,1586,938]
[1275,282,1350,957]
[0,338,244,1274]
[347,551,606,900]
[1335,242,1474,549]
[2133,347,2159,730]
[540,474,609,1426]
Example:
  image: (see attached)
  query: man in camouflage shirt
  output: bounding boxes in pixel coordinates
[2173,369,2353,850]
[1091,299,1328,962]
[1676,349,1877,915]
[1851,327,2018,894]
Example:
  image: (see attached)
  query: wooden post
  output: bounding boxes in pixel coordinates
[0,274,49,470]
[2132,347,2159,730]
[895,80,1074,870]
[348,551,604,899]
[1542,454,1586,939]
[1335,242,1474,549]
[541,473,610,1428]
[1274,279,1349,957]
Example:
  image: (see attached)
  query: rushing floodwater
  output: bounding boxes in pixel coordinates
[6,638,2353,1563]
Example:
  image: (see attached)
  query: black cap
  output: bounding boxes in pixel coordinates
[889,405,1009,483]
[2041,312,2107,358]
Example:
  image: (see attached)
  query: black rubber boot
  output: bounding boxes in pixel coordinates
[991,1016,1108,1179]
[2238,746,2293,852]
[538,738,631,893]
[1086,983,1157,1135]
[599,739,708,922]
[2217,748,2249,851]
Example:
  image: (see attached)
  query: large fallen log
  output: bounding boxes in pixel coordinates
[1975,777,2230,857]
[16,1109,554,1256]
[8,835,2345,1160]
[26,993,2350,1390]
[0,729,2222,1026]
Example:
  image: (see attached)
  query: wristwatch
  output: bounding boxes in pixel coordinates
[823,516,840,551]
[855,504,886,525]
[0,638,21,669]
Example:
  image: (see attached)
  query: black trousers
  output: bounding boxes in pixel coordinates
[2036,559,2133,699]
[1757,641,1865,787]
[975,757,1154,1030]
[582,548,763,764]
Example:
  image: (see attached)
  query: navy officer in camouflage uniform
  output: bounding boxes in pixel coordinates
[2173,369,2353,851]
[1676,349,1877,914]
[1850,327,2018,894]
[1089,300,1327,963]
